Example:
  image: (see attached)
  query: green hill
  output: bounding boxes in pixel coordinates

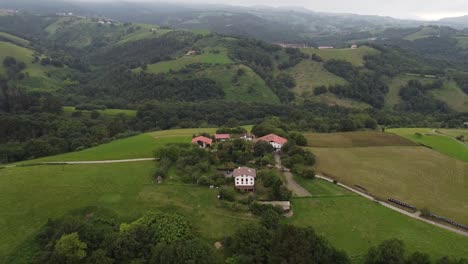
[0,31,30,46]
[430,81,468,112]
[300,46,379,66]
[2,129,468,263]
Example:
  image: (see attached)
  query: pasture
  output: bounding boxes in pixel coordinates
[429,81,468,112]
[63,106,137,117]
[403,27,439,41]
[300,46,379,66]
[288,60,347,96]
[310,146,468,224]
[305,131,416,148]
[0,31,30,46]
[456,37,468,49]
[389,128,468,162]
[289,190,468,262]
[138,51,233,74]
[0,162,256,263]
[23,128,218,163]
[193,64,280,104]
[384,74,435,109]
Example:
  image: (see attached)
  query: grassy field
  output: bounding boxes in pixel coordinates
[288,181,468,262]
[0,32,30,46]
[456,37,468,49]
[310,145,468,224]
[138,51,233,74]
[288,60,347,96]
[300,46,379,66]
[403,27,439,41]
[437,129,468,144]
[63,106,137,117]
[384,74,435,109]
[305,131,416,148]
[23,128,218,163]
[0,162,256,263]
[193,64,280,104]
[430,81,468,112]
[389,128,468,162]
[0,41,72,91]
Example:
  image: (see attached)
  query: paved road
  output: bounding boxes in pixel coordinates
[274,154,311,197]
[3,158,157,168]
[315,174,468,237]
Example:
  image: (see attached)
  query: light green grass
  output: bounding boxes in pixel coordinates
[430,81,468,112]
[310,145,468,224]
[116,27,172,45]
[456,37,468,49]
[288,60,347,96]
[300,46,379,66]
[0,41,71,91]
[139,52,233,74]
[20,128,217,163]
[305,131,416,148]
[0,162,256,263]
[289,193,468,262]
[384,74,435,109]
[308,93,372,109]
[0,32,30,46]
[437,129,468,144]
[403,27,439,41]
[193,64,280,104]
[388,128,468,162]
[63,106,137,117]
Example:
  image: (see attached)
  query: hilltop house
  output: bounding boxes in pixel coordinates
[258,134,288,151]
[351,44,358,49]
[191,136,213,148]
[233,167,256,191]
[215,134,231,142]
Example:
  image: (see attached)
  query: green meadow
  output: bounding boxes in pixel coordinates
[24,128,218,163]
[0,162,256,263]
[1,128,468,263]
[389,128,468,162]
[63,106,137,117]
[289,180,468,262]
[300,46,379,66]
[138,52,233,74]
[0,32,30,46]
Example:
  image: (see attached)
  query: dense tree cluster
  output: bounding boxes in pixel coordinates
[324,60,389,108]
[398,80,449,113]
[365,239,468,264]
[32,210,217,264]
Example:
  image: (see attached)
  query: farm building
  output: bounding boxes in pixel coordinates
[186,50,198,56]
[215,134,231,141]
[258,201,291,212]
[351,44,358,49]
[318,46,334,49]
[258,134,288,150]
[241,133,255,141]
[233,166,256,191]
[191,136,213,148]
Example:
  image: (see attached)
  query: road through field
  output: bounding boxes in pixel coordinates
[315,174,468,237]
[274,154,311,197]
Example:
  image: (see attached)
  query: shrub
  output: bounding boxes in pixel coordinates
[219,187,236,202]
[302,169,316,179]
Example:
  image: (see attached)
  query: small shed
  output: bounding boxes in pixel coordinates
[258,201,291,212]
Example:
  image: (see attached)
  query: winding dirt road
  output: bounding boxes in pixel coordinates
[274,154,311,197]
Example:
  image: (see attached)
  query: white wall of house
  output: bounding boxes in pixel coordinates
[270,142,282,150]
[235,175,255,188]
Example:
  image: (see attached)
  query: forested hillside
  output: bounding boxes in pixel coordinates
[0,12,467,163]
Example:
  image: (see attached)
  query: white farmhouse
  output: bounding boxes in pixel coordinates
[233,167,256,191]
[258,134,288,151]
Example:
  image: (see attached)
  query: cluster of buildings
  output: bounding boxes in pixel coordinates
[191,133,288,192]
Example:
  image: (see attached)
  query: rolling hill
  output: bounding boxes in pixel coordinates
[2,128,468,263]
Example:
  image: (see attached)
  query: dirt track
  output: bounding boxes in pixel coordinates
[274,154,311,197]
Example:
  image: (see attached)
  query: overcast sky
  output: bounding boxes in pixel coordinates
[79,0,468,20]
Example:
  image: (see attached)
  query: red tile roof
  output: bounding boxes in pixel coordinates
[215,134,230,139]
[192,136,213,145]
[233,167,257,178]
[258,134,288,145]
